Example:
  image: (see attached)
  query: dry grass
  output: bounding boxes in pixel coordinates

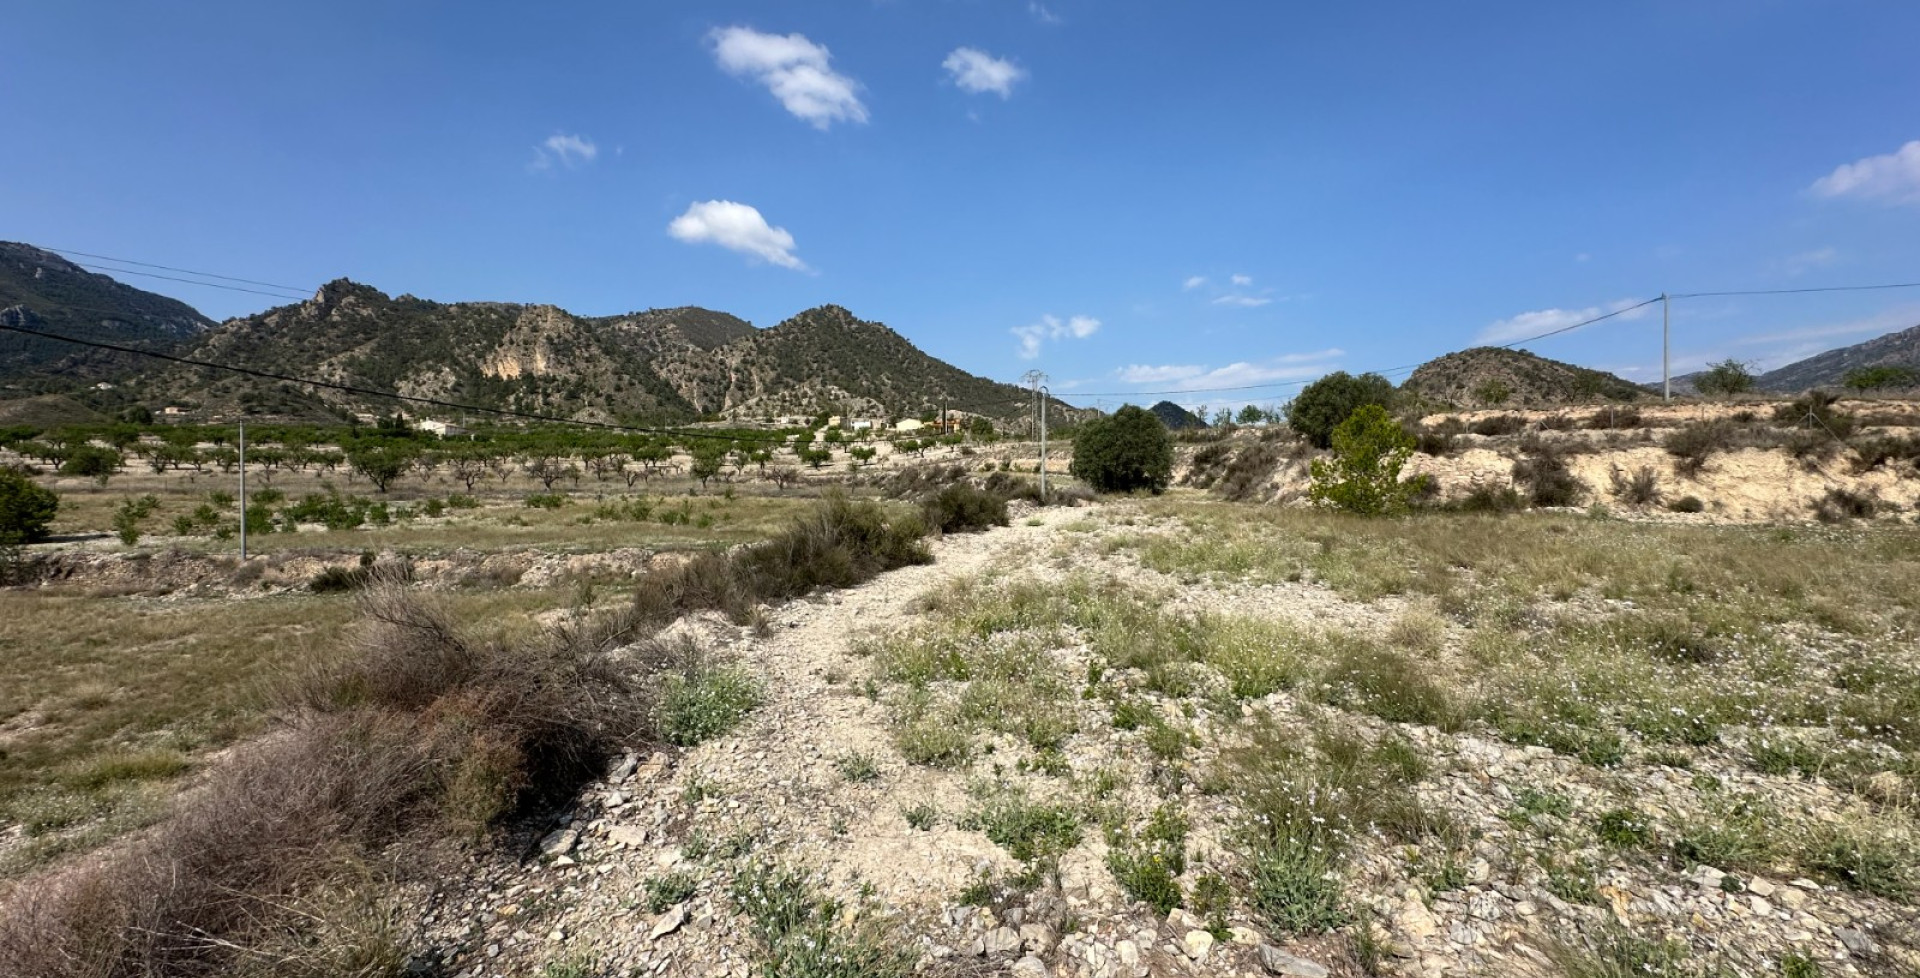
[0,585,609,879]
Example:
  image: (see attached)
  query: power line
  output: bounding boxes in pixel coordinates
[0,318,753,442]
[69,263,310,302]
[1671,282,1920,300]
[1071,298,1662,398]
[46,247,316,294]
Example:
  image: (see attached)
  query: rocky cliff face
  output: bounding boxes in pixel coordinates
[138,288,1060,425]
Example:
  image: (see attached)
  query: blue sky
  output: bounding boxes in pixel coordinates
[7,1,1920,411]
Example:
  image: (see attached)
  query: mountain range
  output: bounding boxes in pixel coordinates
[0,242,1081,426]
[6,240,1918,424]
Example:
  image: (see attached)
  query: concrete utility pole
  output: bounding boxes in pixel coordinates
[1662,293,1671,402]
[237,420,248,561]
[1022,370,1048,499]
[1039,385,1050,500]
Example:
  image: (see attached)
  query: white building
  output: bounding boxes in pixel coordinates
[420,419,469,438]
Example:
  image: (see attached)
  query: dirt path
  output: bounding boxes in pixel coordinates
[418,510,1077,978]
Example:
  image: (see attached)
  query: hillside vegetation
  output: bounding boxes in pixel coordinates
[0,243,212,387]
[1402,348,1647,408]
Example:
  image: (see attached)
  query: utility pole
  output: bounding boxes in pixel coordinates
[1039,385,1050,500]
[237,420,248,561]
[1022,370,1048,498]
[1662,293,1671,403]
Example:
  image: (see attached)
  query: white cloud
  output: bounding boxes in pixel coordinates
[530,133,597,170]
[943,47,1026,98]
[1182,275,1207,291]
[1230,274,1253,287]
[710,26,868,130]
[1212,295,1273,308]
[1029,2,1063,25]
[1114,349,1343,390]
[1810,140,1920,205]
[1477,298,1649,344]
[1782,246,1839,276]
[667,200,808,270]
[1012,314,1100,359]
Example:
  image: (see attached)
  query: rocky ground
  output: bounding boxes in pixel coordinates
[402,501,1919,978]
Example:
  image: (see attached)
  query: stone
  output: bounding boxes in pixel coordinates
[983,927,1023,956]
[1228,925,1263,945]
[1466,858,1492,883]
[1020,923,1059,954]
[608,753,639,781]
[607,825,649,848]
[1182,930,1214,961]
[538,828,579,857]
[1749,895,1773,916]
[1746,877,1776,898]
[1776,887,1808,909]
[1117,940,1140,969]
[1397,895,1439,940]
[1167,908,1200,930]
[1257,944,1331,978]
[1835,927,1877,957]
[649,905,686,941]
[1011,955,1049,978]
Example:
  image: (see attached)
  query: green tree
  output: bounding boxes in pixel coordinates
[690,445,726,489]
[1307,405,1419,516]
[1843,365,1917,390]
[59,445,123,485]
[0,469,59,544]
[1236,405,1267,425]
[1694,359,1756,397]
[345,444,417,493]
[1070,405,1174,494]
[1287,372,1398,449]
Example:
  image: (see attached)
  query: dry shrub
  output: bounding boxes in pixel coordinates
[1608,465,1662,506]
[1585,406,1643,430]
[1469,414,1526,437]
[1665,421,1735,478]
[1814,488,1879,523]
[1848,434,1920,474]
[1216,444,1285,502]
[0,578,650,978]
[633,492,932,627]
[922,482,1009,534]
[1414,425,1459,457]
[1773,391,1856,439]
[1453,481,1525,514]
[1512,447,1585,507]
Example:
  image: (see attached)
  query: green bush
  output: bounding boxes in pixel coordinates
[1843,365,1917,390]
[1307,405,1418,516]
[1287,372,1397,448]
[112,495,161,546]
[59,445,122,484]
[1106,804,1188,914]
[657,665,763,746]
[0,468,59,544]
[1070,405,1173,494]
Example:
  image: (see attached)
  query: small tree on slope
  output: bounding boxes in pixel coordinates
[1308,404,1418,516]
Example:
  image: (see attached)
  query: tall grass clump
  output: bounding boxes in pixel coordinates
[1222,721,1439,935]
